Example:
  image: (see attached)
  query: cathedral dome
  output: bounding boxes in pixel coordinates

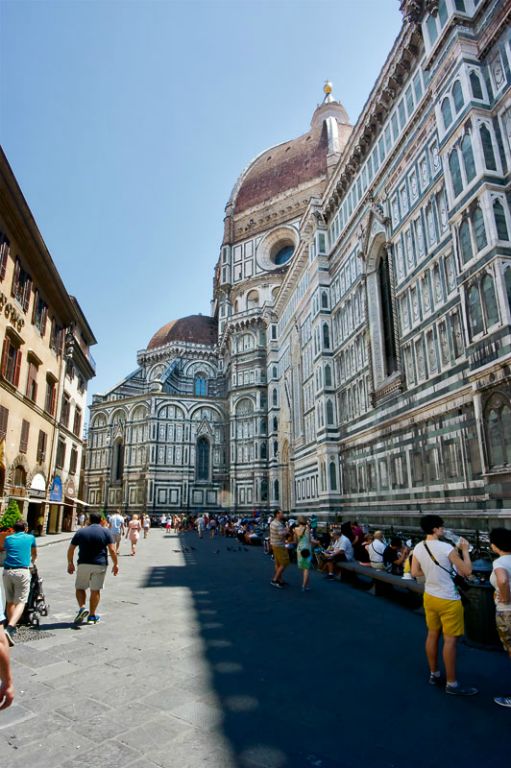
[230,87,351,216]
[147,314,217,350]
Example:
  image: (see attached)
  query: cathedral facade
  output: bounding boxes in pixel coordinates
[86,0,511,529]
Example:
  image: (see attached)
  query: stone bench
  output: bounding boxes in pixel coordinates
[336,560,424,606]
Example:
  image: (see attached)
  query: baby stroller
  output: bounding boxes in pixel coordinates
[21,565,49,628]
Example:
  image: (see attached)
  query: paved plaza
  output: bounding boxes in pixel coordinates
[1,530,509,768]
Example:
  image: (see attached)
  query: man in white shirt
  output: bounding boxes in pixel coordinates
[368,530,386,570]
[411,514,477,696]
[323,523,354,580]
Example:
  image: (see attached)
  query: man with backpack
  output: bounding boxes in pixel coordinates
[411,514,477,696]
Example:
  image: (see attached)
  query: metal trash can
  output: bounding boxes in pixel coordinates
[463,582,501,649]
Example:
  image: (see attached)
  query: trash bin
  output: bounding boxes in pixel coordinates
[463,583,501,649]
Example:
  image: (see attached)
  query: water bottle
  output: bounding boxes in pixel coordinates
[443,529,473,553]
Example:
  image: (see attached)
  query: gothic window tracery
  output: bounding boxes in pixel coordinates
[485,395,511,469]
[196,436,210,481]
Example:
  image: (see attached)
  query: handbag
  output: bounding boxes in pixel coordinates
[423,542,471,600]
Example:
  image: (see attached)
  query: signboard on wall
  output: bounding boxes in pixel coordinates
[49,476,62,502]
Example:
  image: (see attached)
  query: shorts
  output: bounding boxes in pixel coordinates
[112,533,122,545]
[273,547,290,568]
[3,569,30,603]
[298,555,312,571]
[75,564,107,591]
[496,611,511,655]
[423,593,464,637]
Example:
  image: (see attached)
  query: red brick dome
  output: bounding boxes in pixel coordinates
[231,99,351,215]
[147,315,217,350]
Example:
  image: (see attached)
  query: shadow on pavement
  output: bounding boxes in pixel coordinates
[142,534,511,768]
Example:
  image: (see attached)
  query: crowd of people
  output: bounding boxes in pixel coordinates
[1,509,510,712]
[267,510,511,708]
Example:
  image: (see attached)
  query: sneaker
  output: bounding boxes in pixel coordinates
[74,607,89,625]
[445,683,478,696]
[87,615,101,624]
[4,626,15,647]
[301,586,310,592]
[270,580,283,589]
[494,696,511,708]
[429,672,444,686]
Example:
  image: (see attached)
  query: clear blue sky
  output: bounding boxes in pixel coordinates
[0,0,402,411]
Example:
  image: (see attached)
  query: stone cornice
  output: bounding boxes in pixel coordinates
[137,341,218,366]
[321,21,423,220]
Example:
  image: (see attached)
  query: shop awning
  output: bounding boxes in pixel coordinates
[27,498,45,504]
[67,497,91,507]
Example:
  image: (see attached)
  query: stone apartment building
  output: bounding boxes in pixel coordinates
[0,148,96,533]
[86,0,511,531]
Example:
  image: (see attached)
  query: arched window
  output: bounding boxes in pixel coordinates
[273,440,278,457]
[452,81,464,113]
[459,219,473,263]
[13,465,26,488]
[194,373,207,397]
[472,207,487,251]
[326,400,334,425]
[468,285,483,337]
[461,133,476,182]
[470,71,483,100]
[321,291,329,309]
[378,249,398,376]
[324,364,332,387]
[273,479,279,501]
[449,150,463,197]
[494,200,509,241]
[112,439,124,482]
[246,290,259,309]
[441,98,453,130]
[482,274,499,327]
[196,437,210,481]
[329,461,337,491]
[272,388,278,407]
[322,323,330,349]
[480,125,497,171]
[261,478,268,502]
[486,400,511,468]
[260,442,267,459]
[272,416,278,431]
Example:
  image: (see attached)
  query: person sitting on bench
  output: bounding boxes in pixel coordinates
[323,523,355,579]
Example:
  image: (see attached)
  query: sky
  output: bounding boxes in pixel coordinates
[0,0,402,410]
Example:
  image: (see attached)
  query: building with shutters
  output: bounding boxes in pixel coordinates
[0,148,96,533]
[86,0,511,530]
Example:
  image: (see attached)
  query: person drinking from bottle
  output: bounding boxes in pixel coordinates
[411,514,478,696]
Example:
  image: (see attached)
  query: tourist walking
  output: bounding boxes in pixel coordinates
[196,514,205,539]
[126,514,142,556]
[411,514,477,696]
[269,509,289,589]
[489,527,511,707]
[294,515,318,592]
[108,509,125,553]
[67,512,118,625]
[142,514,151,539]
[0,581,14,709]
[2,520,37,646]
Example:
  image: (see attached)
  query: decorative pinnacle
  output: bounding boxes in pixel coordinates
[323,80,334,103]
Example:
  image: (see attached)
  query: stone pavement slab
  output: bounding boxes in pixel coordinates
[2,529,510,767]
